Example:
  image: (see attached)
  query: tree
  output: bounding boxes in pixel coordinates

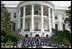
[1,4,12,30]
[65,6,71,30]
[53,30,71,46]
[1,4,21,44]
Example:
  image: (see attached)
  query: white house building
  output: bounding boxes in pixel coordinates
[2,1,70,37]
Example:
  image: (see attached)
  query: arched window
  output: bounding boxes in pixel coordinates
[62,14,65,20]
[46,34,49,38]
[35,34,39,37]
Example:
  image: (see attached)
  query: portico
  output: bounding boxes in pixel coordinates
[17,3,55,37]
[19,5,54,31]
[4,1,68,37]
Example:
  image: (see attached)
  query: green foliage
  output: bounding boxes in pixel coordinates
[1,4,21,44]
[64,6,71,29]
[1,35,5,41]
[1,4,12,29]
[1,29,21,43]
[53,36,62,42]
[53,30,71,46]
[6,41,14,45]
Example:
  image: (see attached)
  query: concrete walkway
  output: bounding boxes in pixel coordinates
[42,46,57,48]
[28,46,57,48]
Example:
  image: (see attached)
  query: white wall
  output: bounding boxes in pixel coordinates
[7,8,19,29]
[6,5,70,37]
[54,10,67,31]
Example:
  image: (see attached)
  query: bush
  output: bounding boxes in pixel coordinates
[53,30,71,46]
[1,29,21,43]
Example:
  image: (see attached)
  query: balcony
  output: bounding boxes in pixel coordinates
[34,29,41,31]
[24,29,41,31]
[24,29,30,31]
[22,29,51,32]
[25,11,48,16]
[45,29,50,31]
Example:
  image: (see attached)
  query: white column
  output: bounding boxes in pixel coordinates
[17,8,21,29]
[15,22,18,29]
[59,22,63,31]
[52,9,55,29]
[58,15,62,31]
[65,23,68,30]
[47,11,49,30]
[11,12,13,21]
[30,5,34,32]
[48,7,51,33]
[21,6,26,32]
[41,5,44,32]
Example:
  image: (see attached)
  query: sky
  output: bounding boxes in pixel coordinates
[2,1,71,7]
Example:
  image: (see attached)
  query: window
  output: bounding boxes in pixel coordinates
[21,7,23,17]
[62,16,65,20]
[63,24,65,30]
[55,17,57,19]
[28,22,29,30]
[55,24,58,31]
[13,23,16,30]
[35,22,38,30]
[14,12,16,18]
[21,23,22,29]
[55,14,57,19]
[47,14,48,16]
[34,11,38,15]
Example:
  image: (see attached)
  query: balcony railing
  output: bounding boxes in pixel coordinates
[24,29,30,31]
[26,11,48,16]
[34,29,41,31]
[45,29,50,31]
[24,29,41,31]
[24,29,51,31]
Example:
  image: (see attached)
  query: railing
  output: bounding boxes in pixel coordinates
[22,29,51,31]
[25,11,48,17]
[24,29,50,31]
[45,30,50,31]
[24,29,41,31]
[24,29,30,31]
[34,29,41,31]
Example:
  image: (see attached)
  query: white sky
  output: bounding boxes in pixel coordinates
[2,1,71,7]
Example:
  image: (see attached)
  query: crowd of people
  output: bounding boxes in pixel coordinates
[1,30,70,48]
[16,36,67,48]
[1,36,70,48]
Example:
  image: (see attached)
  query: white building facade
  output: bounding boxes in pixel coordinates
[3,1,70,37]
